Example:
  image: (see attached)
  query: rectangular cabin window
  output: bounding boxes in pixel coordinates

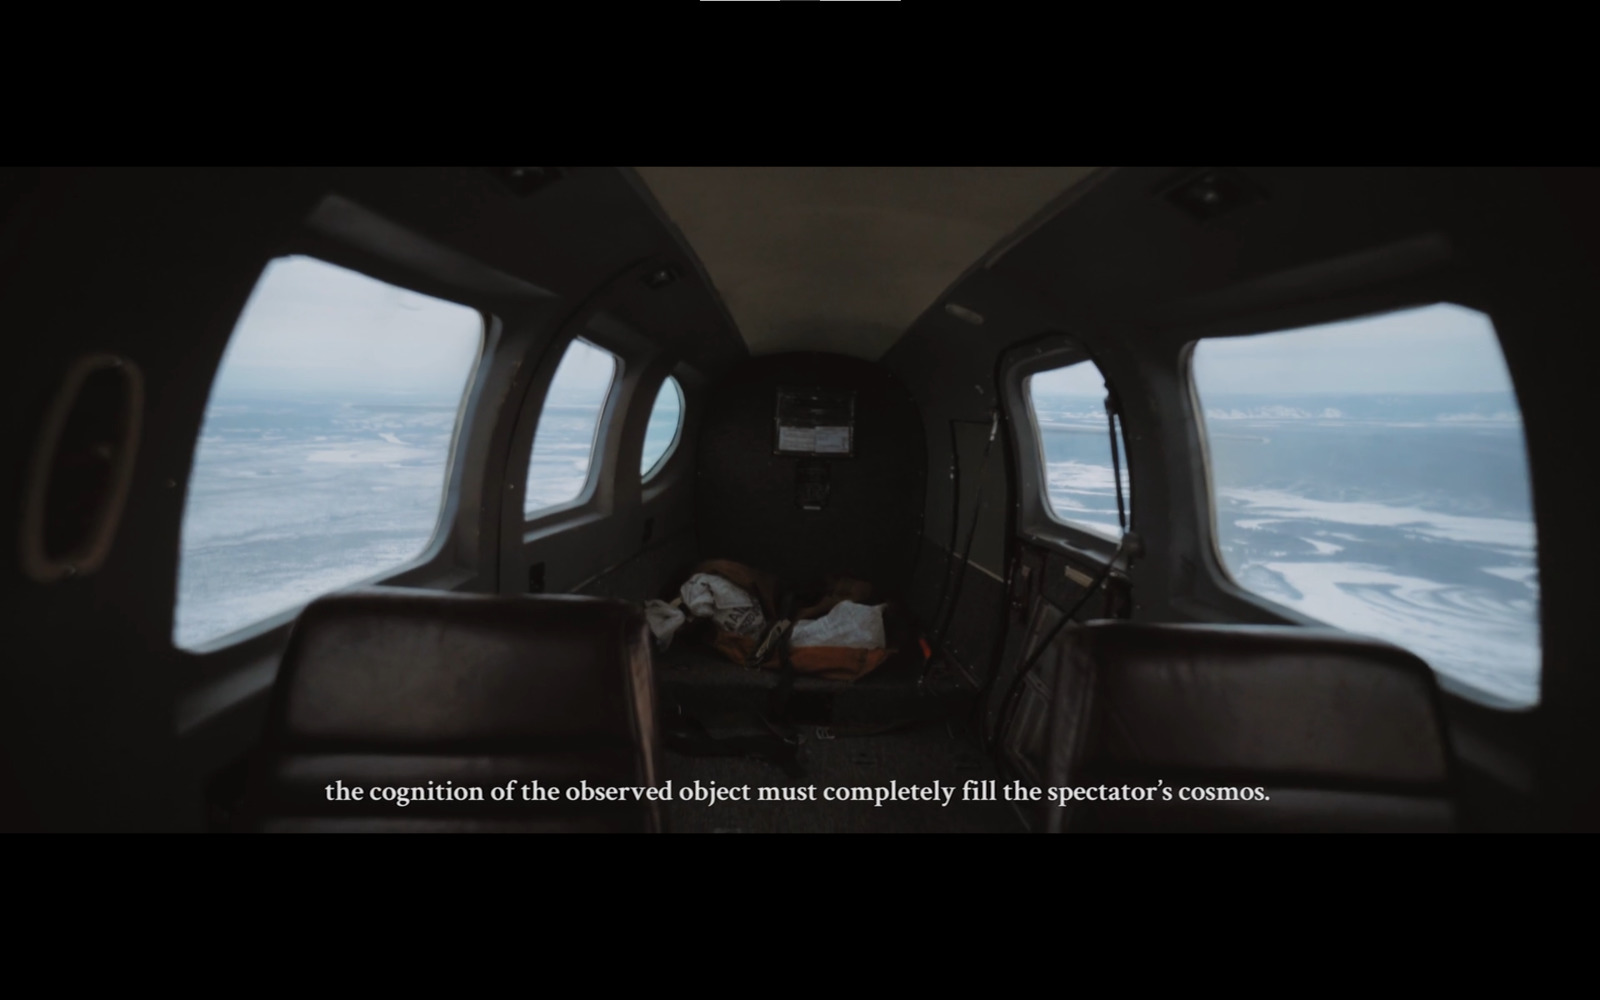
[1023,359,1132,540]
[1190,303,1540,709]
[524,337,618,518]
[174,255,484,651]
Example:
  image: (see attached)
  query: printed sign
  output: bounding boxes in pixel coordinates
[775,387,856,457]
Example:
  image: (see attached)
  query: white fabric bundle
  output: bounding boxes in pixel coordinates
[679,573,766,637]
[790,600,886,649]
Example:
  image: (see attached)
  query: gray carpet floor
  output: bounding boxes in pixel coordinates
[661,722,1024,833]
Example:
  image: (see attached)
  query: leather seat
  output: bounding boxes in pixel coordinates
[1038,622,1457,832]
[238,586,661,832]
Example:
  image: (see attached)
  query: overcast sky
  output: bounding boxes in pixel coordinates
[1030,303,1515,397]
[547,337,617,395]
[1191,303,1515,395]
[215,258,1514,402]
[211,256,483,398]
[213,255,630,400]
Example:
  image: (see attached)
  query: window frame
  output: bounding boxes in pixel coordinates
[1179,335,1328,633]
[1001,333,1134,565]
[173,252,492,655]
[1179,299,1542,711]
[640,374,685,482]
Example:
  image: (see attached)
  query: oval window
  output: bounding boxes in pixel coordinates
[175,255,484,651]
[525,338,618,518]
[1190,303,1539,709]
[641,376,684,478]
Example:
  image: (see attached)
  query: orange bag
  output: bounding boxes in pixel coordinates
[684,560,895,682]
[709,629,893,683]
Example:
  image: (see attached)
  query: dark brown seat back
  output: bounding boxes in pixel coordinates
[1039,622,1456,832]
[240,586,659,832]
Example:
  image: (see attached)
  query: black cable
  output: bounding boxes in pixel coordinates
[968,535,1020,724]
[930,410,998,656]
[979,382,1132,755]
[988,533,1127,759]
[1106,396,1127,534]
[962,341,1039,738]
[927,420,963,645]
[989,385,1134,758]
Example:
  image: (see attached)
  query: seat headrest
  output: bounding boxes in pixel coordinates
[266,587,653,752]
[1068,621,1451,785]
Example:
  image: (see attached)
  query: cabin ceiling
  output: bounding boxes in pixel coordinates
[634,167,1096,360]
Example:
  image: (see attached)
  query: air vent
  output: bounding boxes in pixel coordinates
[19,354,144,582]
[944,302,984,325]
[643,265,677,289]
[1165,168,1263,222]
[493,167,563,197]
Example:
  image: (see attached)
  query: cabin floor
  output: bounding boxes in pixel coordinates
[656,645,972,726]
[662,725,1019,833]
[654,646,1021,832]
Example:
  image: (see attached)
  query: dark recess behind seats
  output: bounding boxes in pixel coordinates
[694,352,926,602]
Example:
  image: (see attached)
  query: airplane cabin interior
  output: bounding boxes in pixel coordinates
[3,166,1595,833]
